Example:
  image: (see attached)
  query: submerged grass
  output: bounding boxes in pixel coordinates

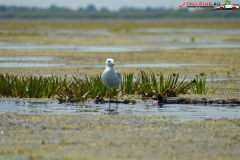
[0,71,205,102]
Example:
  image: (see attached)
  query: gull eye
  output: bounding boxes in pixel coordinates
[108,60,110,62]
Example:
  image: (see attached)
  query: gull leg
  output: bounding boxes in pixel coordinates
[108,88,111,110]
[116,88,118,112]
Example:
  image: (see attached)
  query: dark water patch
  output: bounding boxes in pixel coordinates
[0,99,239,122]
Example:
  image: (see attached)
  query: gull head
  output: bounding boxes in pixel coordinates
[106,58,115,67]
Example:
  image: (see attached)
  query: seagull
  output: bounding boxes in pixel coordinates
[101,58,121,111]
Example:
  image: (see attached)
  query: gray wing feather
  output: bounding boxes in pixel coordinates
[116,72,121,81]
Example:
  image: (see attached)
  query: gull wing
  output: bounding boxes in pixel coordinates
[116,72,121,81]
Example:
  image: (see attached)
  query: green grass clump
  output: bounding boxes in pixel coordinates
[0,72,206,101]
[120,73,136,95]
[191,76,206,94]
[57,75,108,102]
[135,71,196,98]
[0,74,15,97]
[0,74,64,98]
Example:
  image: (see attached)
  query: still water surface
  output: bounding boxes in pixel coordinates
[0,99,239,122]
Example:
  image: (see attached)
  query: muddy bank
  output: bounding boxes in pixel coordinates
[158,97,240,105]
[0,114,240,160]
[101,97,240,105]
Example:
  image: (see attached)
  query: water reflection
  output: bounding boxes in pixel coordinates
[0,99,239,122]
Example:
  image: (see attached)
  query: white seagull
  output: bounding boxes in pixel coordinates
[101,58,121,111]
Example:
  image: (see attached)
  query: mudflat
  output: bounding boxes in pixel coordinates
[0,114,240,160]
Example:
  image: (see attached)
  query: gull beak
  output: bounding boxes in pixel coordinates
[112,62,115,65]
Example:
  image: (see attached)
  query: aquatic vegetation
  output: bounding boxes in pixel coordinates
[0,74,15,97]
[0,74,64,98]
[0,72,205,101]
[137,71,196,98]
[191,76,206,94]
[57,75,108,102]
[120,73,135,94]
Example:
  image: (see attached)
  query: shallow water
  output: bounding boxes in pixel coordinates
[0,42,240,52]
[0,99,239,121]
[0,56,61,68]
[0,56,54,61]
[140,37,225,44]
[136,28,240,35]
[71,63,215,68]
[0,60,214,68]
[0,62,62,68]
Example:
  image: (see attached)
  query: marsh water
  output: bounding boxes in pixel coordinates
[0,27,240,122]
[1,43,240,52]
[0,28,240,52]
[0,99,239,121]
[0,56,217,68]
